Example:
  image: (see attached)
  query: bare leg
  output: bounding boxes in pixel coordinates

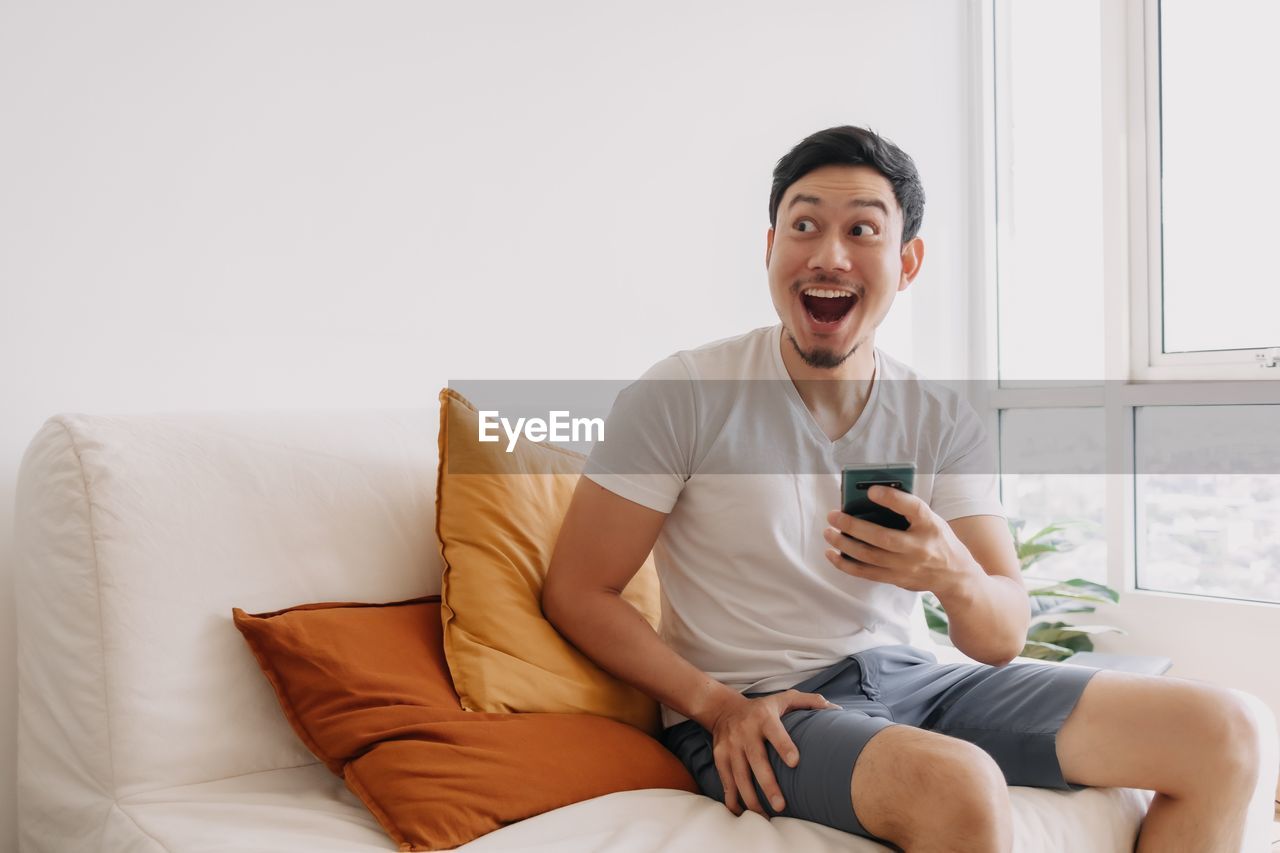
[1056,671,1262,852]
[851,725,1013,853]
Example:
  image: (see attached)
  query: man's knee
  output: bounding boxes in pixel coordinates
[1196,687,1263,793]
[852,727,1011,851]
[1133,681,1263,800]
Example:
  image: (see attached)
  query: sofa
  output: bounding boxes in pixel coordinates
[14,411,1279,851]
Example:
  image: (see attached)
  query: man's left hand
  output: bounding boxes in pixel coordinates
[823,485,981,597]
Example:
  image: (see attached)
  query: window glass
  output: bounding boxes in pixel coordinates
[996,0,1105,384]
[1160,0,1280,353]
[999,408,1107,584]
[1136,405,1280,603]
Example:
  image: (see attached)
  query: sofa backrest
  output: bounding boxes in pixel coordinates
[15,412,442,802]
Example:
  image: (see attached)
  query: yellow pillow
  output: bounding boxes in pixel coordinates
[435,388,663,734]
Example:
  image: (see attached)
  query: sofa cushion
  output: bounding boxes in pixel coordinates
[111,763,1159,853]
[233,596,697,851]
[434,388,664,734]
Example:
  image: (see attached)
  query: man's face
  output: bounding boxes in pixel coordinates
[766,164,923,370]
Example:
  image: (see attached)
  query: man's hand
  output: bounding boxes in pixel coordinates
[705,689,840,818]
[822,484,982,597]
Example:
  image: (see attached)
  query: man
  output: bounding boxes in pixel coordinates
[542,126,1261,851]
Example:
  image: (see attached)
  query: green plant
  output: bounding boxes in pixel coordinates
[922,518,1124,662]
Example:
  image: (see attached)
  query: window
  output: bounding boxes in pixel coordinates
[998,408,1107,584]
[987,0,1280,604]
[1157,1,1280,357]
[993,0,1105,386]
[1136,405,1280,604]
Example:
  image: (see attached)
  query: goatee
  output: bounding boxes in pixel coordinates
[786,330,858,369]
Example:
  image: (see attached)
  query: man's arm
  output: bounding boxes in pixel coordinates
[544,476,838,819]
[541,476,739,728]
[936,514,1030,666]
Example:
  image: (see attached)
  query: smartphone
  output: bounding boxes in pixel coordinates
[841,463,916,531]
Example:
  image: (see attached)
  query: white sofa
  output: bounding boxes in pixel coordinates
[14,412,1278,852]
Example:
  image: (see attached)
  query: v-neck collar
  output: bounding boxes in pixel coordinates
[770,323,881,449]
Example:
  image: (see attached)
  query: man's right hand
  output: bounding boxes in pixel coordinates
[706,689,842,818]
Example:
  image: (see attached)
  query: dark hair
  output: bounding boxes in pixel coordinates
[769,125,925,245]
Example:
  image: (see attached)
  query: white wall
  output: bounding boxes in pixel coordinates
[0,1,978,846]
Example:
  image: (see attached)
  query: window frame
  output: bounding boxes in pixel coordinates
[1130,0,1279,378]
[978,0,1280,610]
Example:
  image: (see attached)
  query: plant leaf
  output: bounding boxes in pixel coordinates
[1060,635,1095,653]
[924,604,950,634]
[1020,640,1076,661]
[1029,596,1097,617]
[1020,542,1064,557]
[1031,622,1124,633]
[1024,522,1071,544]
[1028,580,1118,605]
[1059,578,1120,602]
[1026,623,1095,653]
[1026,620,1126,656]
[1028,588,1110,605]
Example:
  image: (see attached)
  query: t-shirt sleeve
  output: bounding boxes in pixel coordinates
[929,395,1006,522]
[581,355,697,513]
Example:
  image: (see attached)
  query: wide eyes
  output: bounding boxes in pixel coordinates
[792,219,878,237]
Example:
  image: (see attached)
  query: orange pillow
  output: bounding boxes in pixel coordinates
[233,596,696,852]
[435,388,664,734]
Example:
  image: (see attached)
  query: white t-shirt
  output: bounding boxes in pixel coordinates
[582,324,1005,727]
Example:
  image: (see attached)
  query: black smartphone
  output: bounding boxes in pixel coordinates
[840,463,916,531]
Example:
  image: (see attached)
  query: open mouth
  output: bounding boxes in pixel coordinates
[800,288,858,327]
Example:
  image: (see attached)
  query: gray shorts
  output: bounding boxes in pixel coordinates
[661,644,1100,842]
